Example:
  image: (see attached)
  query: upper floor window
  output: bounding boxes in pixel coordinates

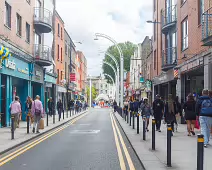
[61,27,63,39]
[153,0,156,11]
[16,13,22,36]
[58,23,60,36]
[65,43,67,54]
[61,47,63,61]
[26,22,30,43]
[5,2,11,28]
[57,45,60,60]
[198,0,204,25]
[181,17,188,50]
[154,50,156,70]
[154,19,156,41]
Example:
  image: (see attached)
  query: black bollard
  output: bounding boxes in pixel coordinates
[137,113,140,134]
[11,115,15,140]
[167,124,172,167]
[27,114,30,134]
[129,112,132,126]
[59,112,60,121]
[132,112,135,129]
[127,111,129,123]
[47,113,48,126]
[63,109,65,119]
[53,112,55,124]
[125,110,127,121]
[197,134,204,170]
[152,118,156,150]
[143,116,146,140]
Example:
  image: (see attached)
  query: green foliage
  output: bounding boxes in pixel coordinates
[86,86,98,100]
[102,41,136,83]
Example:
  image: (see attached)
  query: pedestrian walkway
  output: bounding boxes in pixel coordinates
[114,112,212,170]
[0,110,88,154]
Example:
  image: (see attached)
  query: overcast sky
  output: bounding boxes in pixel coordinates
[56,0,153,76]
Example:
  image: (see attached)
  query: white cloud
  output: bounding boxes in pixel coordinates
[56,0,153,76]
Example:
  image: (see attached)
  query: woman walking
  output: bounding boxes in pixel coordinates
[25,96,33,127]
[183,94,196,136]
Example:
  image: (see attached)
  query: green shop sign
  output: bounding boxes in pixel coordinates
[45,74,56,84]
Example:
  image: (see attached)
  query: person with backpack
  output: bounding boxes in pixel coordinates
[31,95,44,134]
[153,94,164,132]
[196,89,212,148]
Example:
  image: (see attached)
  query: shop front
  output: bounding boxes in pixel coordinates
[56,85,66,106]
[0,56,31,126]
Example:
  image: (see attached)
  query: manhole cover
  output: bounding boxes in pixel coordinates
[70,130,100,134]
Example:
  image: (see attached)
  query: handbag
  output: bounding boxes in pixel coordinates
[195,117,200,129]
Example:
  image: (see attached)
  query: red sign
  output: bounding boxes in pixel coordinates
[70,73,76,81]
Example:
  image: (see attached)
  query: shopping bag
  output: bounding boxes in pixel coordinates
[195,117,200,129]
[39,119,44,129]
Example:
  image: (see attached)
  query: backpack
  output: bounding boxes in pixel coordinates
[201,99,212,116]
[134,101,139,109]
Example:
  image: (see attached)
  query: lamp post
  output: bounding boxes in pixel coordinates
[104,73,115,100]
[95,33,124,111]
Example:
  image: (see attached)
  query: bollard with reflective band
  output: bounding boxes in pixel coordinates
[11,115,15,140]
[27,114,30,134]
[167,124,172,167]
[197,134,204,170]
[46,113,48,126]
[130,112,132,126]
[132,112,135,129]
[143,116,146,140]
[152,118,156,150]
[137,113,140,134]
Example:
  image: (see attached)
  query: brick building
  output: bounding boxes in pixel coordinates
[152,0,212,101]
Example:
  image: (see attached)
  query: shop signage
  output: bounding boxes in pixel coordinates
[17,68,28,74]
[181,57,203,73]
[5,60,16,70]
[145,80,152,92]
[70,73,76,81]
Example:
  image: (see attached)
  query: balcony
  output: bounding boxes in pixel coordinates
[202,7,212,46]
[162,47,177,71]
[161,5,177,34]
[34,44,53,66]
[34,7,52,33]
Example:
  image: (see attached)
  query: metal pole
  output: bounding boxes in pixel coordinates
[132,112,135,129]
[27,114,29,134]
[46,113,48,126]
[11,115,14,140]
[143,116,146,140]
[129,111,132,126]
[197,134,204,170]
[152,118,156,150]
[120,57,124,113]
[167,124,172,167]
[89,77,92,108]
[137,113,139,134]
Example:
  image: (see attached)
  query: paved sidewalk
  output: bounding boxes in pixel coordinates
[115,113,212,170]
[0,110,88,154]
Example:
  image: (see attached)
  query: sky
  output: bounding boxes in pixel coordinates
[56,0,153,76]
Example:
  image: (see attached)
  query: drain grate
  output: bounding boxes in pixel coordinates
[70,130,100,134]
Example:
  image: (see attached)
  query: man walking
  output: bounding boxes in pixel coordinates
[48,97,54,116]
[32,95,44,134]
[57,99,63,121]
[153,94,164,132]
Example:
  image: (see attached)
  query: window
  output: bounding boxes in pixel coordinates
[26,23,30,43]
[153,0,156,11]
[5,2,11,28]
[65,43,67,54]
[58,23,60,36]
[57,45,60,60]
[61,47,63,61]
[154,50,156,70]
[34,33,41,44]
[198,0,204,25]
[16,13,22,36]
[65,62,67,79]
[61,71,63,81]
[154,19,156,41]
[61,27,63,39]
[57,69,59,84]
[181,17,188,50]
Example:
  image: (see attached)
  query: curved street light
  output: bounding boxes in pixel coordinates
[104,73,115,100]
[95,33,124,111]
[102,61,118,103]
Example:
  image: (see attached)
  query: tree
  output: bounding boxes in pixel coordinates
[102,41,136,83]
[86,86,98,102]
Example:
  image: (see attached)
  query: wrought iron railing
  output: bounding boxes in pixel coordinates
[34,7,52,27]
[202,7,212,40]
[162,47,177,67]
[33,44,52,62]
[162,5,177,28]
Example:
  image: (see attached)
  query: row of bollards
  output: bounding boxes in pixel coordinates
[121,109,204,170]
[11,109,81,140]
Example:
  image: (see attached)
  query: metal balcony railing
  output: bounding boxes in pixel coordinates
[34,44,52,65]
[162,47,177,70]
[162,5,177,30]
[202,7,212,40]
[34,7,52,29]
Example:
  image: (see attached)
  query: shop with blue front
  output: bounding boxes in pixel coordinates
[0,54,44,127]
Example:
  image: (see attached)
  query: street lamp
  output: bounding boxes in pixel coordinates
[104,73,115,101]
[146,20,161,24]
[94,33,124,111]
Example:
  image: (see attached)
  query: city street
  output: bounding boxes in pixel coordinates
[0,109,144,170]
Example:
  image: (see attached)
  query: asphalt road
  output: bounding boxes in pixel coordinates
[0,108,144,170]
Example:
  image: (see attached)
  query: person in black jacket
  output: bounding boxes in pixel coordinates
[48,97,54,116]
[153,94,164,132]
[57,99,63,121]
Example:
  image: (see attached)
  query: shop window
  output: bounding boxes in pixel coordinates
[5,1,11,28]
[181,17,188,50]
[26,22,30,43]
[16,13,22,36]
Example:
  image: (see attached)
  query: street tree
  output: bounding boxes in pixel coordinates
[86,86,98,102]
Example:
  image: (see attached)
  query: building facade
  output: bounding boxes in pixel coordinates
[152,0,212,102]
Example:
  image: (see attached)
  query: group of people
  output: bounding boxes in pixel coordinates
[114,89,212,147]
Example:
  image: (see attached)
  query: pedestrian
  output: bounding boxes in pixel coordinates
[25,96,33,127]
[123,99,129,117]
[153,94,164,132]
[113,100,117,113]
[128,98,134,122]
[134,99,140,119]
[57,99,63,120]
[31,95,44,134]
[10,96,22,131]
[173,96,181,131]
[140,97,152,132]
[69,99,75,115]
[196,89,212,147]
[183,94,196,136]
[209,90,212,134]
[48,97,54,116]
[164,94,176,135]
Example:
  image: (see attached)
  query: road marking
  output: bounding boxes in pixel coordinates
[70,130,100,134]
[0,113,88,166]
[111,113,136,170]
[110,112,126,170]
